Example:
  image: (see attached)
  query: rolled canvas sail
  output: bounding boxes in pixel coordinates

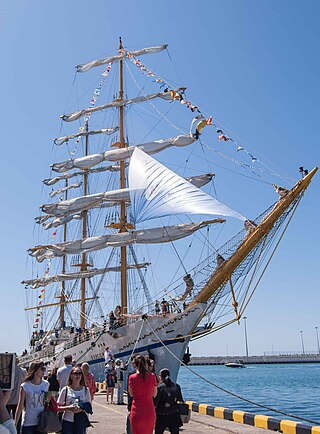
[51,135,195,173]
[28,221,219,262]
[54,127,119,146]
[76,45,168,73]
[129,148,246,223]
[22,263,150,289]
[61,88,185,122]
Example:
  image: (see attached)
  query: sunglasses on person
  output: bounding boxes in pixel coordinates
[72,371,83,376]
[39,366,46,371]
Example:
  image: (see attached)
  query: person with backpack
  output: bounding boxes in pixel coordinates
[154,368,183,434]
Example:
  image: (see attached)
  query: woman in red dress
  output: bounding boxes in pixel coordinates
[128,355,158,434]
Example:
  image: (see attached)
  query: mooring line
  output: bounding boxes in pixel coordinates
[145,318,320,425]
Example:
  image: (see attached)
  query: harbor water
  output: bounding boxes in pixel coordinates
[178,363,320,423]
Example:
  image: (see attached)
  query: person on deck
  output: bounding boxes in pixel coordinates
[154,368,183,434]
[128,355,157,434]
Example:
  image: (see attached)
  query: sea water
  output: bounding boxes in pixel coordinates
[177,363,320,424]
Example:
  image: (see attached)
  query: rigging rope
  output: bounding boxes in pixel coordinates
[145,318,320,426]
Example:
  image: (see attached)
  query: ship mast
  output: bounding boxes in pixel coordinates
[119,37,128,316]
[80,119,89,329]
[59,178,68,327]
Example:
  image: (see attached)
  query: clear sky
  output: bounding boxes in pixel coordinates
[0,0,319,357]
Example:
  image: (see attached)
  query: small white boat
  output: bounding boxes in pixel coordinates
[225,360,245,368]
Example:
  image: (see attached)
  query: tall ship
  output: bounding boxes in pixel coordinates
[20,40,317,381]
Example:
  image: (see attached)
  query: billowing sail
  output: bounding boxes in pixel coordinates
[51,135,195,173]
[43,164,121,186]
[22,263,150,289]
[54,127,119,146]
[50,183,81,198]
[61,88,185,122]
[129,148,246,223]
[29,220,223,262]
[41,173,213,218]
[76,44,168,73]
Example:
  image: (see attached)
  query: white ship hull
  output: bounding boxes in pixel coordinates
[20,304,206,382]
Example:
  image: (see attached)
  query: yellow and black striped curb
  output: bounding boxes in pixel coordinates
[185,401,320,434]
[97,381,106,392]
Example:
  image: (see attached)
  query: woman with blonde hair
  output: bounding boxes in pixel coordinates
[81,363,96,401]
[15,361,49,434]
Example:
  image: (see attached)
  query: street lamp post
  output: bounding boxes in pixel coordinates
[243,316,249,357]
[300,330,305,355]
[315,327,320,355]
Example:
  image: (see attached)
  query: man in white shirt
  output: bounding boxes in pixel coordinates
[57,355,73,390]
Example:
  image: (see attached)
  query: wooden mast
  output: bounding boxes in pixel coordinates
[189,167,318,307]
[119,37,128,317]
[59,178,68,327]
[80,119,89,329]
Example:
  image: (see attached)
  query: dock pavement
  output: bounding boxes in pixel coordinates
[89,393,274,433]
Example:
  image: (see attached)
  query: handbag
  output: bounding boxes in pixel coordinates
[178,402,190,424]
[38,411,62,433]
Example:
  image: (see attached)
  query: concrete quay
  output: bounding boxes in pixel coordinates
[189,354,320,365]
[89,393,275,434]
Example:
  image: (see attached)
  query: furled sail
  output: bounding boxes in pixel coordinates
[22,263,150,289]
[129,148,246,223]
[43,164,121,186]
[54,127,119,146]
[76,44,168,73]
[61,88,185,122]
[185,173,215,188]
[41,173,213,218]
[42,189,130,217]
[50,183,81,198]
[42,214,82,230]
[29,220,223,262]
[51,135,195,173]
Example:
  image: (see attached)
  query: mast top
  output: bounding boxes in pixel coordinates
[119,37,123,50]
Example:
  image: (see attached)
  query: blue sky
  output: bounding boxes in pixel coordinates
[0,0,319,357]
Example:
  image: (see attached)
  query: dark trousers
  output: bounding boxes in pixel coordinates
[21,426,42,434]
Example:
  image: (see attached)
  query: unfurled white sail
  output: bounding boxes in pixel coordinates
[29,220,221,262]
[22,263,150,289]
[51,135,195,173]
[50,183,82,198]
[54,127,119,146]
[43,164,121,186]
[76,45,168,73]
[129,148,246,223]
[42,189,130,217]
[61,88,185,122]
[42,172,214,218]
